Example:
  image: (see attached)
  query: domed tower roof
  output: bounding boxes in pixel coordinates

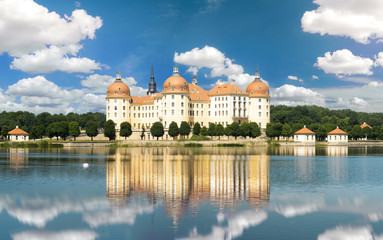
[246,70,270,98]
[106,71,130,98]
[162,66,189,94]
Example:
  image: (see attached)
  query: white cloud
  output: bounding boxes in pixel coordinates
[315,49,374,77]
[318,225,374,240]
[374,52,383,68]
[275,204,320,218]
[271,84,326,106]
[174,46,260,89]
[12,230,98,240]
[179,210,268,240]
[288,75,304,83]
[312,75,319,80]
[81,74,147,96]
[302,0,383,44]
[11,44,101,74]
[0,0,102,73]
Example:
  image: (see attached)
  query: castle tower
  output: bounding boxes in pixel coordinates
[106,71,131,130]
[147,63,158,96]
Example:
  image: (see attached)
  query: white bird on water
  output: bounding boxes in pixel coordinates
[83,163,89,168]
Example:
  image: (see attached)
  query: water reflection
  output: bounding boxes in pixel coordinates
[8,148,29,169]
[106,148,270,225]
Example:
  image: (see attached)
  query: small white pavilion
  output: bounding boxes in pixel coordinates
[327,127,348,144]
[8,126,29,141]
[294,126,316,144]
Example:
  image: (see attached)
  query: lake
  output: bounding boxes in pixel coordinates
[1,146,383,240]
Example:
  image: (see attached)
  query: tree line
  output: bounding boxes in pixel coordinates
[0,111,105,140]
[270,105,383,140]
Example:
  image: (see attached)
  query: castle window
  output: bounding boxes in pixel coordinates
[114,92,117,95]
[258,105,261,109]
[172,87,175,91]
[123,92,125,95]
[259,112,261,117]
[181,102,184,107]
[181,110,184,115]
[123,113,126,118]
[172,102,175,107]
[114,113,117,118]
[108,113,110,118]
[181,87,184,91]
[172,95,175,99]
[138,113,140,118]
[259,99,261,103]
[201,111,203,115]
[172,110,175,115]
[181,95,184,99]
[114,99,117,103]
[114,106,117,110]
[108,106,110,110]
[123,106,125,110]
[134,113,136,118]
[251,91,254,94]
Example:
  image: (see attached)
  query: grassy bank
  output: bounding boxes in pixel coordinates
[0,140,64,148]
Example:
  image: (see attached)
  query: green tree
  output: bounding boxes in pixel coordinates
[30,125,45,140]
[68,121,80,141]
[45,125,55,140]
[104,120,116,140]
[349,125,363,140]
[230,122,242,140]
[249,122,261,139]
[362,126,372,140]
[1,126,10,139]
[180,121,191,138]
[208,123,216,138]
[240,122,251,139]
[281,123,293,142]
[168,121,179,140]
[85,120,98,141]
[201,126,208,136]
[215,124,224,140]
[141,127,145,140]
[150,122,164,140]
[120,122,132,140]
[291,123,304,134]
[224,124,232,138]
[57,121,69,140]
[193,122,201,135]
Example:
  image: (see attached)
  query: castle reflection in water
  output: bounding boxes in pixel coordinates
[106,148,270,225]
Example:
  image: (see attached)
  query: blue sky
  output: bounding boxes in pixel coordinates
[1,0,383,113]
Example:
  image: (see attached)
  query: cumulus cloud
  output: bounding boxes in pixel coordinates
[315,49,374,77]
[271,84,326,106]
[334,97,368,110]
[0,0,102,73]
[11,44,101,74]
[174,46,261,89]
[12,230,98,240]
[374,52,383,68]
[3,76,103,113]
[180,210,268,240]
[317,225,376,240]
[81,74,147,96]
[302,0,383,44]
[1,195,153,229]
[288,76,304,83]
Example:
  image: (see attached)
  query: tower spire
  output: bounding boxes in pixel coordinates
[147,63,158,95]
[116,66,122,82]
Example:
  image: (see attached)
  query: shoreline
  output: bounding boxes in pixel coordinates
[2,139,383,148]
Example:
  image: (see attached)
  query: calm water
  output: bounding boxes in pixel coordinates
[1,146,383,240]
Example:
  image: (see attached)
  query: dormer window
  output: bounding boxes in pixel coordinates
[165,87,167,91]
[181,87,184,91]
[172,87,175,91]
[168,82,171,86]
[108,92,110,96]
[123,92,125,95]
[114,91,117,95]
[119,88,121,91]
[259,87,262,89]
[251,91,254,94]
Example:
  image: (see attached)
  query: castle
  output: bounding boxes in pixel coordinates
[106,65,270,140]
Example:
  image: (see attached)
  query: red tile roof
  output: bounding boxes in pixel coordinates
[360,123,372,129]
[328,128,348,135]
[295,127,315,135]
[8,127,29,135]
